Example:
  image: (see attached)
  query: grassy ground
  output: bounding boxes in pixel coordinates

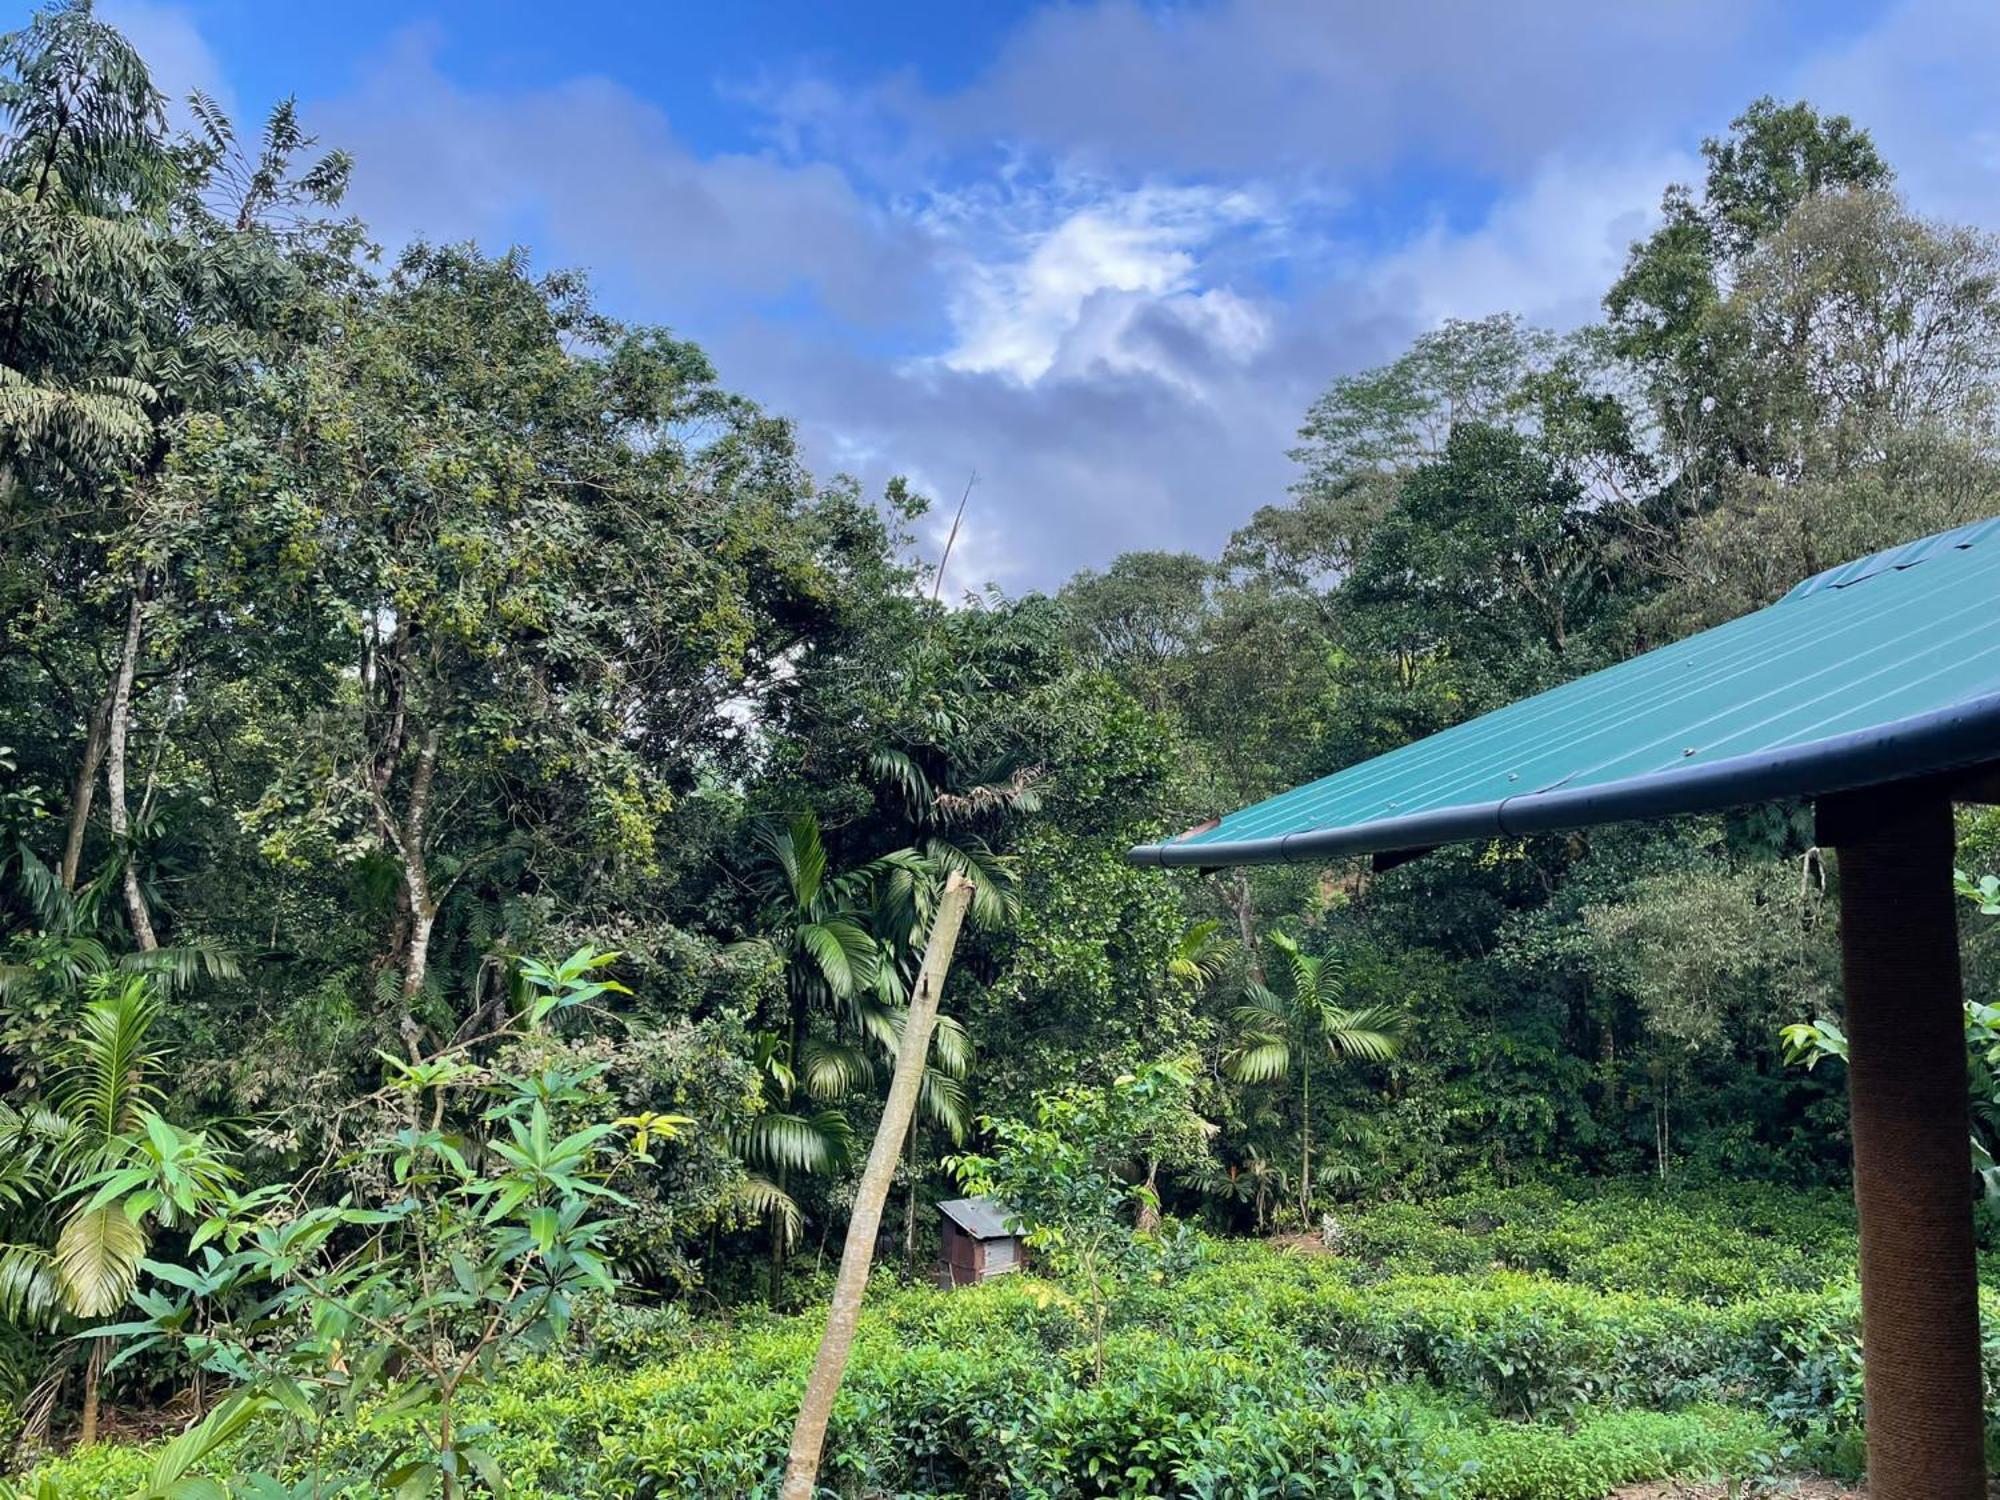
[23,1179,1980,1498]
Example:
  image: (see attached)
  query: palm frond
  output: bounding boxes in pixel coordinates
[0,1243,61,1328]
[12,847,67,928]
[1321,1005,1403,1065]
[54,1204,145,1319]
[57,977,164,1145]
[920,837,1019,928]
[796,916,876,999]
[929,1013,974,1079]
[1229,984,1291,1029]
[847,988,905,1057]
[1225,1039,1292,1084]
[731,1175,804,1249]
[119,935,241,993]
[1167,919,1232,989]
[869,747,934,816]
[927,765,1047,826]
[780,812,828,910]
[749,1031,798,1100]
[795,1038,872,1102]
[0,1102,78,1205]
[742,1110,853,1178]
[918,1067,971,1143]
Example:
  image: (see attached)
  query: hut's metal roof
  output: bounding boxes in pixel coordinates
[1129,517,2000,869]
[937,1196,1020,1239]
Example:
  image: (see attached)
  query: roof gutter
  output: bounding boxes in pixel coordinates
[1127,688,2000,869]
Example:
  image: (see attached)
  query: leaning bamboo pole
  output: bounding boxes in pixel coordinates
[780,871,975,1499]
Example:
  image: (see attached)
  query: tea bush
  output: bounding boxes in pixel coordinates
[25,1181,1969,1498]
[1451,1407,1779,1500]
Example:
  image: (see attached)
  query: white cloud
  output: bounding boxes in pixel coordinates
[935,183,1275,389]
[1365,151,1690,330]
[114,0,2000,594]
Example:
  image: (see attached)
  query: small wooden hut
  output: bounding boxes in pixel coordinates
[936,1196,1026,1287]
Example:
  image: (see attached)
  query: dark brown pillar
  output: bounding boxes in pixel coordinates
[1825,788,1985,1500]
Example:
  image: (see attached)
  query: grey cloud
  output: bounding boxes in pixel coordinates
[935,0,1770,182]
[309,31,942,328]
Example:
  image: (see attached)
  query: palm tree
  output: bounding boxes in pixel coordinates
[750,813,884,1062]
[1225,932,1400,1225]
[733,1031,853,1302]
[740,813,979,1301]
[1166,919,1233,992]
[0,976,234,1443]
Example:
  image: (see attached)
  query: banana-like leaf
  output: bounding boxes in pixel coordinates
[137,1392,270,1500]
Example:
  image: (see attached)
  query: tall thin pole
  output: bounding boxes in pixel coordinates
[781,872,975,1499]
[1824,787,1984,1500]
[930,471,976,608]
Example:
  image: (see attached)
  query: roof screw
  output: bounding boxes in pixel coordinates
[1682,747,1697,757]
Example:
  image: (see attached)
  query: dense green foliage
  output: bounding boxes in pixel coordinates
[8,3,2000,1492]
[27,1181,1971,1497]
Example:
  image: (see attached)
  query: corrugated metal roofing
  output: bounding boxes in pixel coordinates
[1130,517,2000,868]
[937,1196,1020,1239]
[1782,516,2000,601]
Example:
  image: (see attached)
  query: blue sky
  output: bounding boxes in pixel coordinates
[73,0,2000,590]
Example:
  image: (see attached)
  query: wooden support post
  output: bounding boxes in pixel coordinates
[780,871,974,1500]
[1821,788,1985,1500]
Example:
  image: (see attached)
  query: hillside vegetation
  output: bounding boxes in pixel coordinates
[6,3,2000,1496]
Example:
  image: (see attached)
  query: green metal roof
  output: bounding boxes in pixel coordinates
[1129,517,2000,868]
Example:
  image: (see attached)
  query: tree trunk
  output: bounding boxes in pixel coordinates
[1298,1052,1312,1224]
[1227,873,1262,982]
[105,589,157,951]
[79,1336,106,1445]
[1136,1157,1161,1234]
[397,729,441,1007]
[901,1112,922,1270]
[58,694,111,893]
[780,872,973,1500]
[769,1164,789,1311]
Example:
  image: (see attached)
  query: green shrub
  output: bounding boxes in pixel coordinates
[1452,1406,1778,1500]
